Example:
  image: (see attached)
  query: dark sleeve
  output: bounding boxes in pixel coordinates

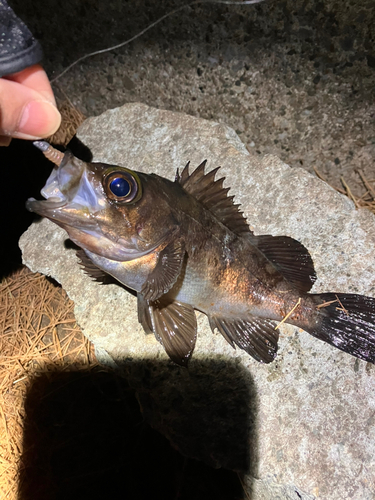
[0,0,43,77]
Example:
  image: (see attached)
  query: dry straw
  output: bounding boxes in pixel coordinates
[314,167,375,215]
[0,267,97,499]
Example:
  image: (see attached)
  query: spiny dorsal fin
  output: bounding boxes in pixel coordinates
[249,234,317,293]
[177,161,250,236]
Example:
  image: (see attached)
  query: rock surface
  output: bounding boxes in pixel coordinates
[20,103,375,500]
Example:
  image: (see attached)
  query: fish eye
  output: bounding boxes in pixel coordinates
[103,169,142,203]
[109,177,131,197]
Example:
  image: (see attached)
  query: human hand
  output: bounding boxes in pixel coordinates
[0,64,61,146]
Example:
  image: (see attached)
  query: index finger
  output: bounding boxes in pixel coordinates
[3,64,56,105]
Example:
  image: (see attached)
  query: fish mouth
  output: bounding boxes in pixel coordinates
[26,197,93,226]
[25,197,105,251]
[26,154,100,230]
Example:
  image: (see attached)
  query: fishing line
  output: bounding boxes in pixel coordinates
[50,0,266,83]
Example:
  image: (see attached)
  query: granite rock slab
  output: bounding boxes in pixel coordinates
[20,103,375,500]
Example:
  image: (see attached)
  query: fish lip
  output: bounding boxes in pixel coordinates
[26,197,68,213]
[26,198,98,231]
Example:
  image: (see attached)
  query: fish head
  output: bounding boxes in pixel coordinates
[26,143,178,261]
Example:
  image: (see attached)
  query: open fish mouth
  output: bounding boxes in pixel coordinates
[27,158,74,211]
[26,141,101,227]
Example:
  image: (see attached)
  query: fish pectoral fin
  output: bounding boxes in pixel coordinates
[141,238,185,301]
[208,315,279,364]
[141,297,197,366]
[249,234,316,293]
[76,249,113,284]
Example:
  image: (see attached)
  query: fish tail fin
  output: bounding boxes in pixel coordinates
[308,292,375,363]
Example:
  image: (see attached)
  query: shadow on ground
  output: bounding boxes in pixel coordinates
[19,358,257,500]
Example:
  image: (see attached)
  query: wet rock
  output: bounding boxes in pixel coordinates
[20,103,375,500]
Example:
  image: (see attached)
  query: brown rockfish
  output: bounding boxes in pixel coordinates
[27,141,375,366]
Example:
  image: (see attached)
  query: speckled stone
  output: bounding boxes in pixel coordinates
[11,0,375,196]
[20,103,375,500]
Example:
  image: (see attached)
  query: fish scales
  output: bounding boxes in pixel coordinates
[27,141,375,366]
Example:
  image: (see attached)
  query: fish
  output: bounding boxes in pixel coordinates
[26,140,375,366]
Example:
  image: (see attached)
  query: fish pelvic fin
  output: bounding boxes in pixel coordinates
[309,292,375,363]
[138,295,197,367]
[137,294,154,335]
[76,249,114,284]
[208,315,279,363]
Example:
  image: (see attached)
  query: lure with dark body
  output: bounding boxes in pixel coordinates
[27,142,375,366]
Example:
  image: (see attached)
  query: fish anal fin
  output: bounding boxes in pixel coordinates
[140,297,197,366]
[76,249,113,284]
[209,315,279,364]
[141,238,185,301]
[250,234,317,293]
[178,160,251,236]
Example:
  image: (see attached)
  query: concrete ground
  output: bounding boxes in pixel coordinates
[10,0,375,196]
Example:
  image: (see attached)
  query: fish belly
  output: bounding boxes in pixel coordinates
[168,248,278,320]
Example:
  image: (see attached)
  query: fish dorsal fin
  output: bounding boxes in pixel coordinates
[138,295,197,366]
[208,315,279,363]
[76,250,113,284]
[178,161,251,236]
[249,234,317,293]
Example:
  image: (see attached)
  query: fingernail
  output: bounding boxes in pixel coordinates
[17,100,61,139]
[0,136,12,147]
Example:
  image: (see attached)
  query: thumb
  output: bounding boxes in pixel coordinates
[0,77,61,141]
